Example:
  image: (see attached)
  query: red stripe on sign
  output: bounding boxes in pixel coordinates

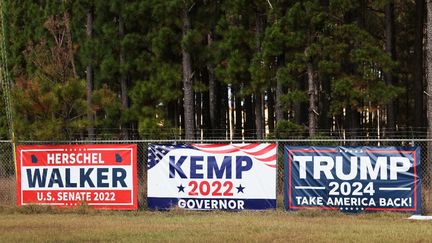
[245,144,276,156]
[256,154,277,162]
[196,148,240,154]
[191,144,227,148]
[22,190,133,205]
[236,144,260,150]
[191,144,277,167]
[265,164,277,168]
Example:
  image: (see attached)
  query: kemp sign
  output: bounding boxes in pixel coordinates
[284,146,421,213]
[16,144,137,210]
[147,144,276,210]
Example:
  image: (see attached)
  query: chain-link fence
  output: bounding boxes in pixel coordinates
[0,141,14,205]
[1,139,431,213]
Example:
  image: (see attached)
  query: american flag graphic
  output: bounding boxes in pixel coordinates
[148,143,277,169]
[147,144,193,169]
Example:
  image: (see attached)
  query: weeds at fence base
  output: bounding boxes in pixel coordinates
[422,188,432,214]
[356,211,413,220]
[0,177,15,206]
[0,204,99,215]
[289,208,417,218]
[292,208,344,217]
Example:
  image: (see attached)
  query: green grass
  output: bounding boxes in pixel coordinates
[0,206,431,242]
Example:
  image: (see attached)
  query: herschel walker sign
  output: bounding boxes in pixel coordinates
[147,144,277,210]
[284,146,421,213]
[16,144,137,209]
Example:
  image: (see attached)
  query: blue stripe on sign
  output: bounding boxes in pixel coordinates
[148,197,276,210]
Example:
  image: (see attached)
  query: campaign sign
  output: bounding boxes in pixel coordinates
[16,144,137,210]
[147,144,277,210]
[284,146,421,213]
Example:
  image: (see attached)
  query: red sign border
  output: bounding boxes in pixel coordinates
[287,148,418,212]
[16,144,138,210]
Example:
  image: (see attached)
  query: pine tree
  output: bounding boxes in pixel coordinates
[182,1,195,139]
[12,13,88,139]
[2,0,427,140]
[414,0,425,130]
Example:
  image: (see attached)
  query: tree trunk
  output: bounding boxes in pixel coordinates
[179,97,185,138]
[86,7,94,139]
[221,85,229,138]
[415,0,425,129]
[294,77,307,128]
[319,0,330,133]
[215,83,227,138]
[167,101,178,129]
[385,0,396,132]
[347,108,361,139]
[207,32,218,138]
[255,93,264,139]
[275,54,285,124]
[182,5,194,139]
[229,87,235,139]
[201,67,210,138]
[343,1,364,139]
[202,88,210,138]
[195,92,202,138]
[267,87,275,133]
[426,0,432,189]
[63,12,77,78]
[319,73,331,132]
[245,95,255,138]
[307,62,317,137]
[255,10,265,139]
[119,14,129,139]
[233,85,243,139]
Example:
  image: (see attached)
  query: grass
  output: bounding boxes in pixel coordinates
[0,206,431,242]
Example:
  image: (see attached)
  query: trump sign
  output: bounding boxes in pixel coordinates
[147,144,277,210]
[284,146,421,213]
[16,144,137,210]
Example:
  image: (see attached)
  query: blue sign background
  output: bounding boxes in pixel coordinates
[284,146,421,213]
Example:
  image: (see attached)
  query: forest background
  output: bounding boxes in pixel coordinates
[0,0,428,141]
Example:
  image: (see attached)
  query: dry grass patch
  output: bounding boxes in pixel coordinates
[0,208,431,242]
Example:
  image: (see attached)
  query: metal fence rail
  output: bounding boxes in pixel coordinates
[1,139,430,213]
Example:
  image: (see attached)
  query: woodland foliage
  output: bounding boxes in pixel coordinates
[0,0,425,140]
